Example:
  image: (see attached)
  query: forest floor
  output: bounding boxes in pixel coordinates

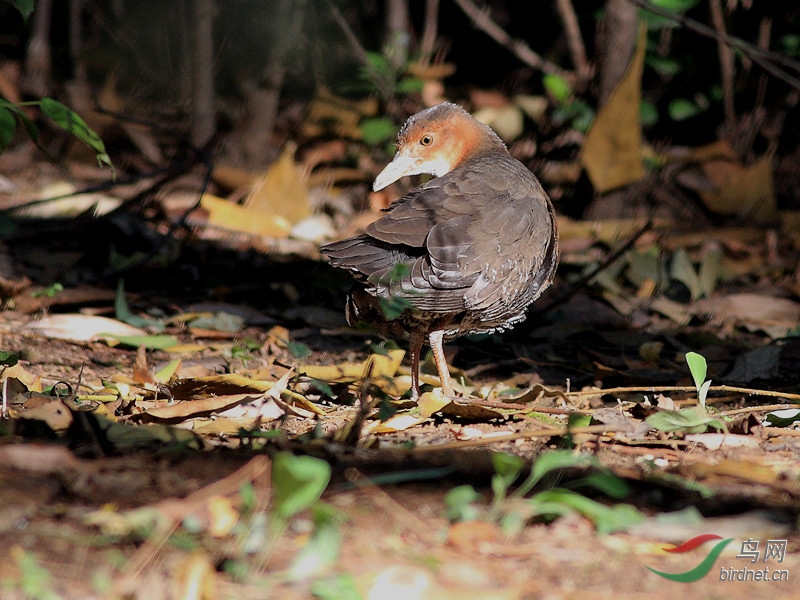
[1,111,800,599]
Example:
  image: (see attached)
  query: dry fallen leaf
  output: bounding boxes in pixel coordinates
[692,293,800,338]
[245,143,311,225]
[580,23,646,192]
[199,193,292,237]
[302,87,378,139]
[301,349,408,395]
[143,393,265,421]
[21,314,146,342]
[697,152,777,223]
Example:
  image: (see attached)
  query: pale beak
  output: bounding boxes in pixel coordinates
[372,154,422,192]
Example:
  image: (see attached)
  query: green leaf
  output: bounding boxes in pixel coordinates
[625,245,661,288]
[15,108,41,145]
[568,412,591,428]
[685,351,707,391]
[514,450,601,498]
[698,244,722,298]
[645,406,726,434]
[528,489,644,534]
[0,107,16,153]
[670,248,700,300]
[0,350,19,367]
[31,282,63,298]
[360,117,397,145]
[649,0,700,11]
[542,73,572,104]
[8,0,35,19]
[114,279,165,332]
[395,77,425,94]
[698,379,712,409]
[311,573,361,600]
[286,340,313,360]
[490,453,524,516]
[639,100,659,127]
[272,452,331,520]
[764,408,800,427]
[364,51,391,76]
[492,452,525,484]
[567,472,631,500]
[38,98,113,169]
[445,485,482,521]
[668,98,701,121]
[645,55,681,77]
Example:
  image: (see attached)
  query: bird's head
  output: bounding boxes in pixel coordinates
[373,102,508,192]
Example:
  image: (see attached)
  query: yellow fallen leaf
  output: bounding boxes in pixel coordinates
[580,23,646,192]
[200,193,292,237]
[417,390,451,418]
[301,350,405,383]
[212,164,261,190]
[207,496,240,537]
[1,364,42,392]
[173,551,217,600]
[244,143,310,225]
[687,459,778,485]
[373,414,428,433]
[164,344,208,353]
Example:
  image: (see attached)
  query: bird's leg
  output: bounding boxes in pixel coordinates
[409,331,424,400]
[428,330,453,396]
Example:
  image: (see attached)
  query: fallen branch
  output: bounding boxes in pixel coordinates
[565,384,800,402]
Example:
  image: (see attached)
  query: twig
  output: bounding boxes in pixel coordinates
[327,0,394,99]
[717,403,795,418]
[451,0,575,82]
[555,0,592,86]
[419,0,440,65]
[412,423,631,451]
[628,0,800,91]
[709,0,736,130]
[564,384,800,402]
[538,219,654,314]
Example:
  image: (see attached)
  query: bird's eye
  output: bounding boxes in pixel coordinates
[420,134,433,146]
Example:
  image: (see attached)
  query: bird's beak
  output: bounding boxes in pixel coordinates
[373,154,422,192]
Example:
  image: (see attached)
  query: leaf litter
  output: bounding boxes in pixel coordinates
[2,96,800,599]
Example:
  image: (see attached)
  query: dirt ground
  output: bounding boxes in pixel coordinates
[1,237,800,598]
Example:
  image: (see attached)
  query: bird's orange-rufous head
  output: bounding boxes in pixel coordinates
[373,102,509,192]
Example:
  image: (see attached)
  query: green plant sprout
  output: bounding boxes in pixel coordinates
[445,450,643,535]
[31,282,63,299]
[685,351,712,411]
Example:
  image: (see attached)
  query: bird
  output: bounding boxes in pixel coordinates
[321,102,558,399]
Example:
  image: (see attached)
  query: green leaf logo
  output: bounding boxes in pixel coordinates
[647,535,734,583]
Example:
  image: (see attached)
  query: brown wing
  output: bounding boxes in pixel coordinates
[322,154,555,318]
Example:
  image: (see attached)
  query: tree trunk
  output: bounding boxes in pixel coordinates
[597,0,639,107]
[190,0,216,147]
